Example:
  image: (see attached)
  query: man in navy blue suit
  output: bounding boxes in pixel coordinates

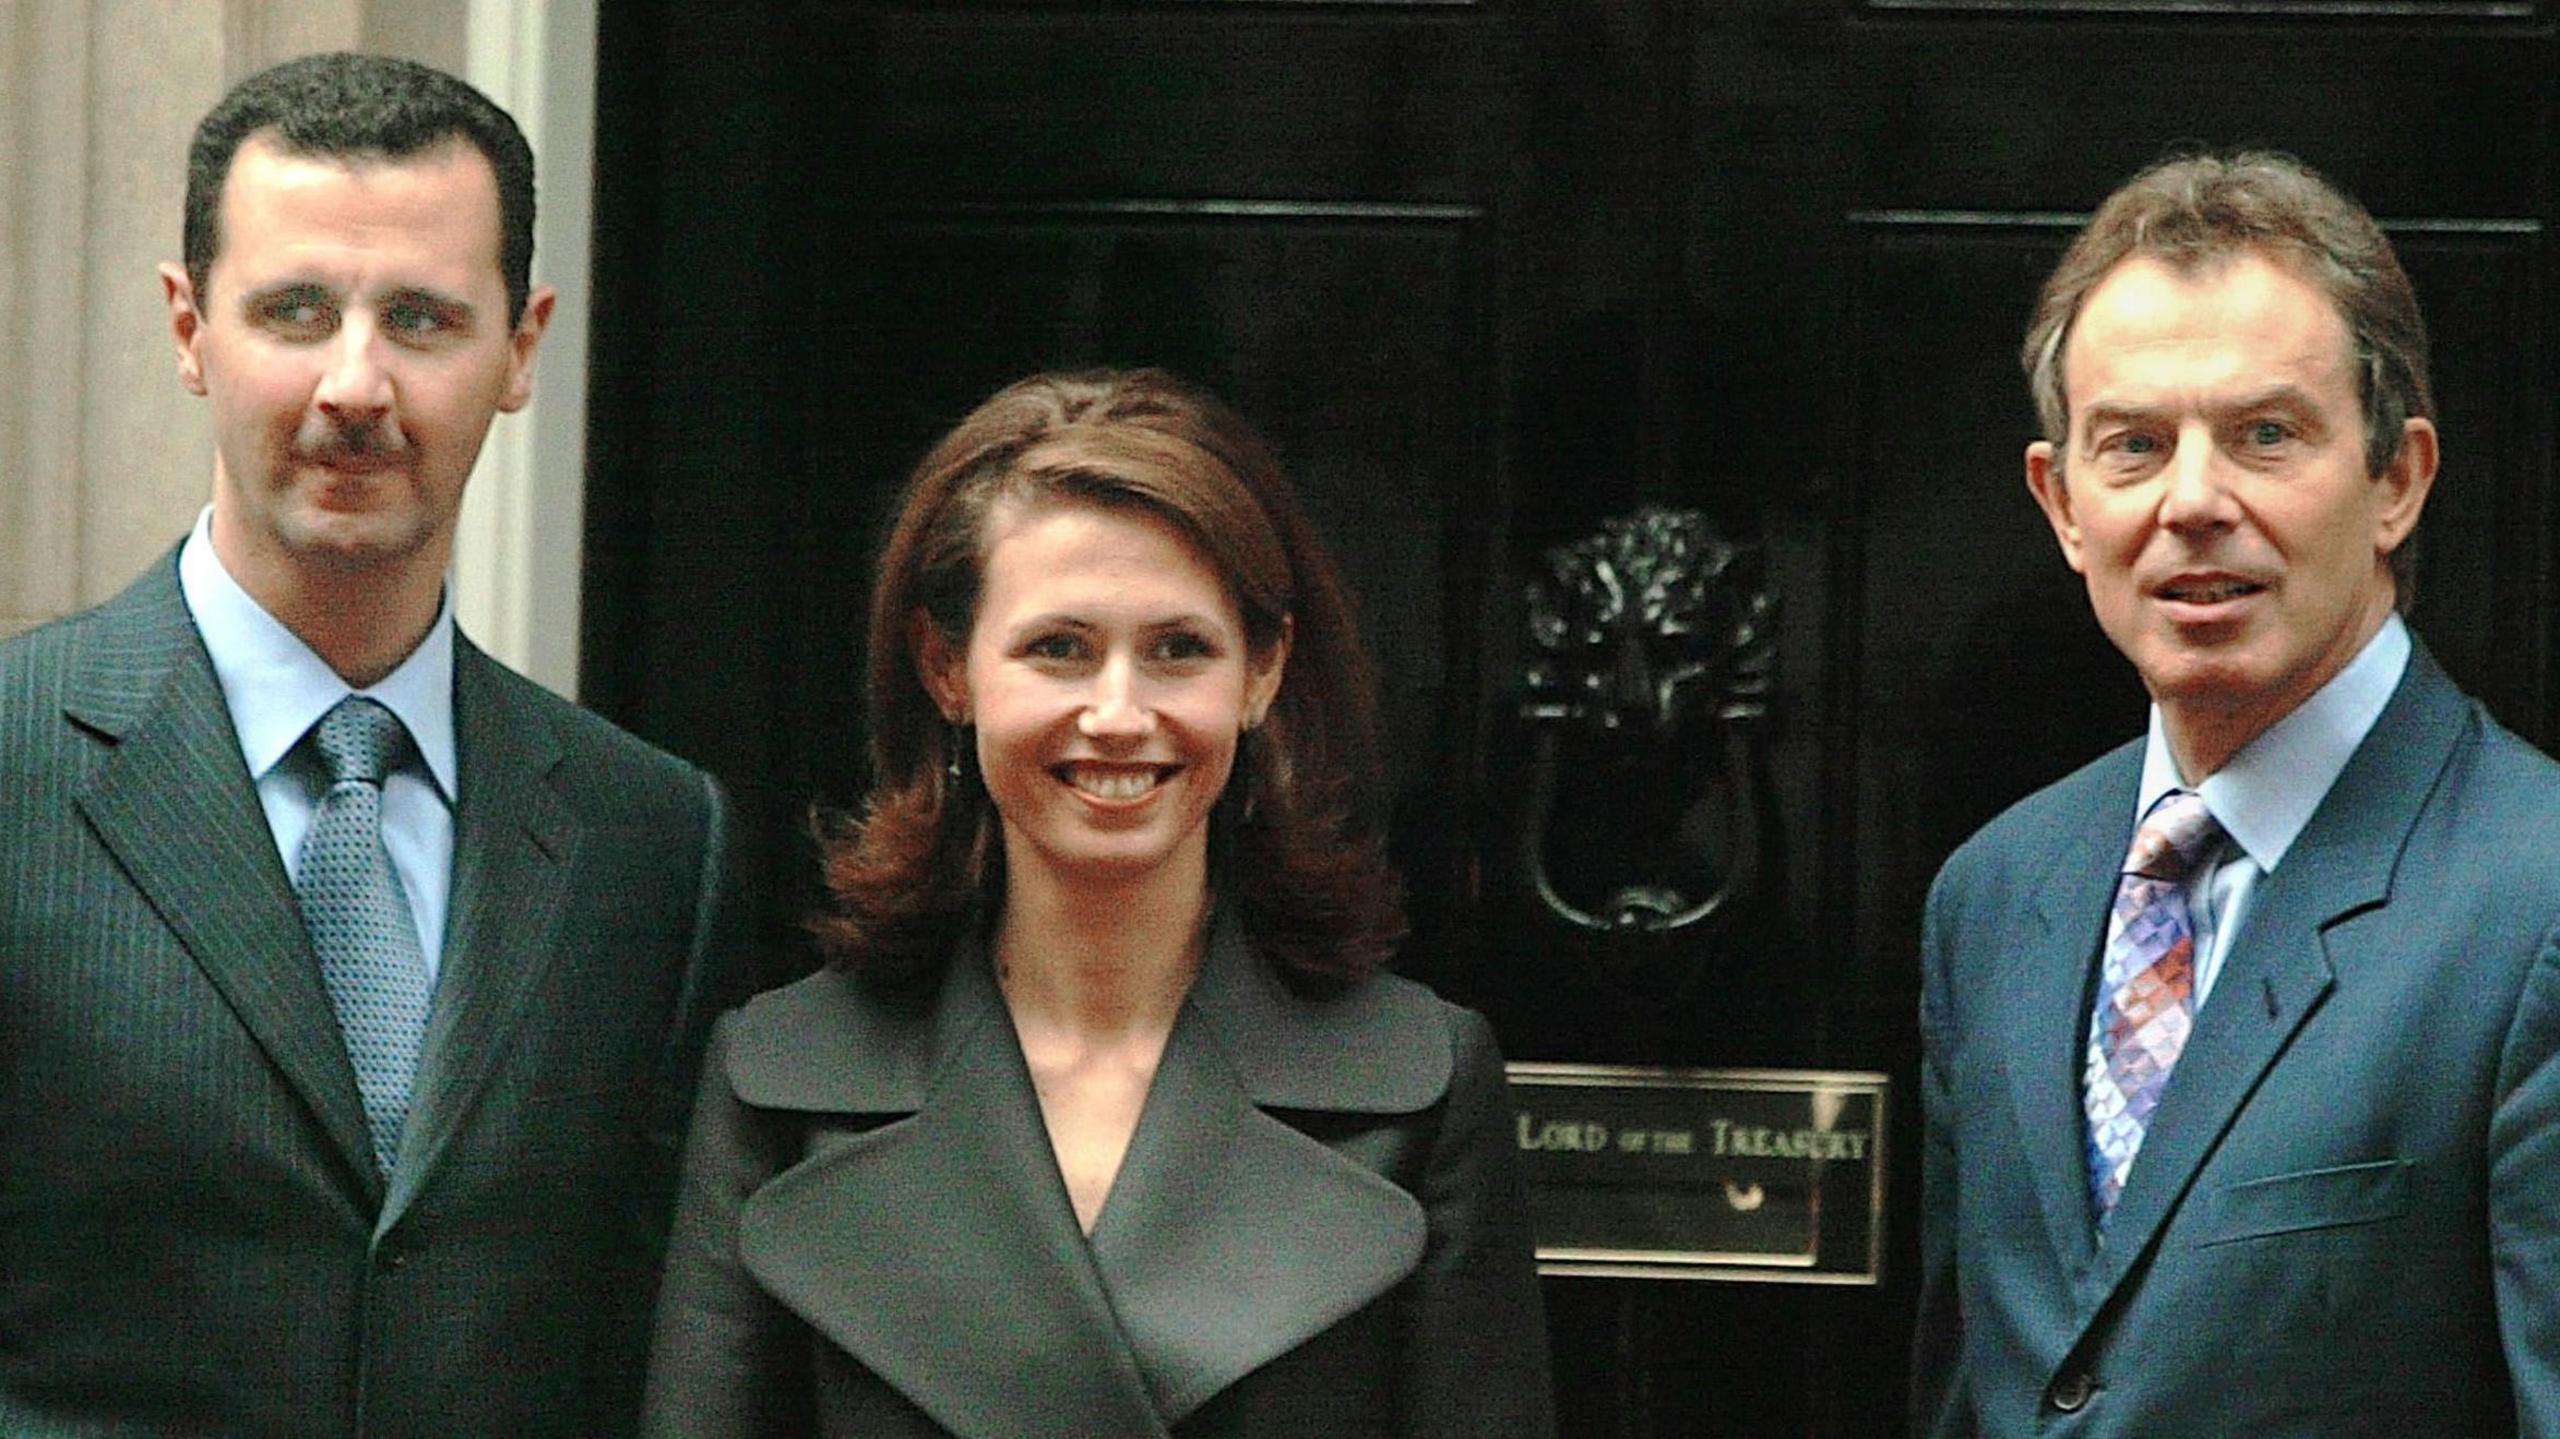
[1914,151,2560,1436]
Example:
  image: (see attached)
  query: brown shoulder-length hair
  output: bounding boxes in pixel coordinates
[812,368,1405,994]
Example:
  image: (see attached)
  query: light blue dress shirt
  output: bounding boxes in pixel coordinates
[176,508,459,980]
[2135,613,2411,1008]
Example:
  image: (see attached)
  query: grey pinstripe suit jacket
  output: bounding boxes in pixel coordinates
[0,550,746,1438]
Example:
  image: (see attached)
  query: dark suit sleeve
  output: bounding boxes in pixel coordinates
[592,770,757,1437]
[1911,869,1976,1439]
[2493,923,2560,1436]
[639,1017,813,1439]
[1396,1007,1558,1438]
[647,773,753,1175]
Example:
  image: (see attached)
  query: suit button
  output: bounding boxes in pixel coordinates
[376,1243,409,1272]
[2047,1370,2095,1413]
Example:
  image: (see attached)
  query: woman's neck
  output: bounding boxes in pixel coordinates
[994,854,1211,1235]
[994,856,1211,1040]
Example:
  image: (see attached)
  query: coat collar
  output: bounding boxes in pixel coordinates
[380,643,576,1229]
[2004,738,2140,1282]
[65,553,584,1222]
[69,552,383,1196]
[726,911,1453,1115]
[724,912,1444,1435]
[2046,644,2470,1322]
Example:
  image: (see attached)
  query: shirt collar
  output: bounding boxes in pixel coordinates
[2137,612,2410,873]
[176,507,460,803]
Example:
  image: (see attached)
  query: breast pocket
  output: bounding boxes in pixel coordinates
[2193,1158,2408,1247]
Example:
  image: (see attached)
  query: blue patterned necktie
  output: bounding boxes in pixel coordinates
[297,697,433,1177]
[2083,788,2224,1225]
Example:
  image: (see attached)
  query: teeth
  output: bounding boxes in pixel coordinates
[2167,580,2258,602]
[1068,768,1159,800]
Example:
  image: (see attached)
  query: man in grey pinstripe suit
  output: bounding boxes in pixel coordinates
[0,54,744,1437]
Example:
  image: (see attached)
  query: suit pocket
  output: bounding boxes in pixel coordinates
[2193,1158,2408,1246]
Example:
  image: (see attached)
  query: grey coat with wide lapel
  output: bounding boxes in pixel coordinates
[643,915,1556,1437]
[1914,643,2560,1437]
[0,551,746,1438]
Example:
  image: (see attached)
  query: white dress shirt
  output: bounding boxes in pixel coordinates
[2134,613,2411,1008]
[176,508,459,979]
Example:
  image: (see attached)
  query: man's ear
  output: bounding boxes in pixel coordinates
[2024,439,2088,576]
[497,284,557,414]
[1244,614,1292,728]
[160,263,208,396]
[911,610,968,721]
[2373,416,2438,560]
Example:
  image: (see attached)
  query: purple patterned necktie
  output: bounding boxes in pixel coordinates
[2083,788,2224,1225]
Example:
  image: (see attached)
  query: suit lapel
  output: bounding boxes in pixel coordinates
[738,955,1172,1439]
[2081,857,2337,1301]
[1087,920,1430,1422]
[67,556,380,1195]
[2003,774,2131,1286]
[725,917,1448,1434]
[382,643,577,1228]
[2079,646,2467,1313]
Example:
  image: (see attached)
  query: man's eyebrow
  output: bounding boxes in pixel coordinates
[2078,385,2324,437]
[381,286,477,325]
[2076,401,2164,436]
[2209,384,2320,418]
[239,280,331,312]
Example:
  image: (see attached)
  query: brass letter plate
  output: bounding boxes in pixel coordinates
[1507,1063,1888,1284]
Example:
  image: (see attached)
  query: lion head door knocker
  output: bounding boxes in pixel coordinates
[1519,507,1778,941]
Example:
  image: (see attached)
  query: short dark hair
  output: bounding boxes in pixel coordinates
[814,368,1406,995]
[185,52,536,325]
[2024,149,2433,479]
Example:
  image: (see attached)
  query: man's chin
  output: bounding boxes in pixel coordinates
[2141,658,2262,704]
[277,512,433,575]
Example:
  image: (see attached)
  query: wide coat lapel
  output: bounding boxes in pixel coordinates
[2000,743,2141,1285]
[66,555,380,1194]
[382,641,578,1227]
[1087,914,1438,1423]
[732,950,1173,1439]
[2078,645,2466,1314]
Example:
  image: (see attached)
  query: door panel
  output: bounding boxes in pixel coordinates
[588,3,2557,1431]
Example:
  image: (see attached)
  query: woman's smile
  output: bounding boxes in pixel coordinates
[932,498,1284,892]
[1056,761,1178,804]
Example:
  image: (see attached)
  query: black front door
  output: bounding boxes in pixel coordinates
[585,4,2559,1431]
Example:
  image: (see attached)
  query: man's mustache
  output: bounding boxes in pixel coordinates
[294,419,408,465]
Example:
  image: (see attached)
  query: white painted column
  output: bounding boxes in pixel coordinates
[0,0,249,637]
[0,0,99,637]
[450,0,594,698]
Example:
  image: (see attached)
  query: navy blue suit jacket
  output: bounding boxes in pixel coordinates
[1915,643,2560,1436]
